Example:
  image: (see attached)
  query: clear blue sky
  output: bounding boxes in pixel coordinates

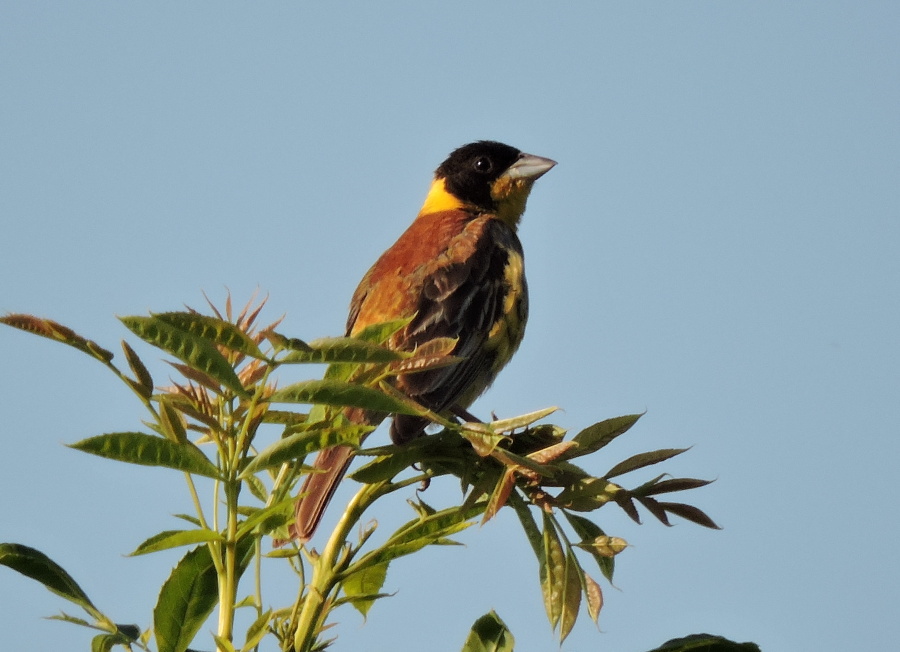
[2,3,898,651]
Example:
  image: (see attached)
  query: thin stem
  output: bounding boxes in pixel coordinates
[291,480,390,652]
[217,479,241,649]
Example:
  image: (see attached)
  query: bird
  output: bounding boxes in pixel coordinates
[291,140,556,542]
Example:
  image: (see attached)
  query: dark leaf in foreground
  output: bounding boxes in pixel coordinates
[0,543,101,620]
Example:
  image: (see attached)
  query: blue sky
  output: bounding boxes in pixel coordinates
[2,3,898,651]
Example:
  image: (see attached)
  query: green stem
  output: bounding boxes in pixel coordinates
[291,480,389,652]
[217,480,241,650]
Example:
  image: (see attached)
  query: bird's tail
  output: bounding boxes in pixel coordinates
[288,408,383,543]
[289,444,355,542]
[288,409,430,542]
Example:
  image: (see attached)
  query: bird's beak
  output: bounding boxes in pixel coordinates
[502,153,557,181]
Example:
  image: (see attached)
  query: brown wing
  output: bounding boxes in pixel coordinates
[347,209,527,443]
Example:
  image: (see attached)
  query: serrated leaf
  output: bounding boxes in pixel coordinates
[265,331,312,352]
[604,448,690,479]
[129,529,223,556]
[0,543,101,620]
[119,315,246,396]
[460,610,515,652]
[122,340,153,399]
[343,561,389,618]
[153,539,253,652]
[69,432,220,479]
[241,425,371,476]
[281,336,403,364]
[269,379,425,416]
[658,502,721,529]
[153,546,217,652]
[1,314,114,362]
[567,413,643,459]
[153,312,265,360]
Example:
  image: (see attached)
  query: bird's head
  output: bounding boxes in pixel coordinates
[420,141,556,227]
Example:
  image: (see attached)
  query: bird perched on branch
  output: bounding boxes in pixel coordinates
[291,140,556,541]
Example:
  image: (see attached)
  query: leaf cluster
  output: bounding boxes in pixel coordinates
[1,297,717,650]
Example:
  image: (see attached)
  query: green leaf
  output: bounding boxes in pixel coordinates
[69,432,220,479]
[343,561,389,618]
[266,331,312,352]
[281,337,404,364]
[352,317,413,343]
[242,609,272,651]
[555,477,620,512]
[508,493,543,560]
[211,634,237,652]
[153,545,218,652]
[460,610,515,652]
[121,340,154,399]
[91,626,141,652]
[604,448,690,479]
[351,505,482,572]
[235,498,296,539]
[567,413,643,459]
[0,543,101,620]
[469,406,558,434]
[559,547,582,641]
[540,513,565,629]
[153,311,265,360]
[129,529,223,556]
[119,315,246,396]
[269,379,425,416]
[350,436,435,483]
[153,539,253,652]
[241,425,372,476]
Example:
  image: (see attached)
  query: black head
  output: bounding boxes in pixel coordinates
[435,141,523,211]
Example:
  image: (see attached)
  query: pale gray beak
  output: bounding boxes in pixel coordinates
[502,153,557,181]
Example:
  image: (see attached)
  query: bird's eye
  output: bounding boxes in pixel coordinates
[473,156,493,173]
